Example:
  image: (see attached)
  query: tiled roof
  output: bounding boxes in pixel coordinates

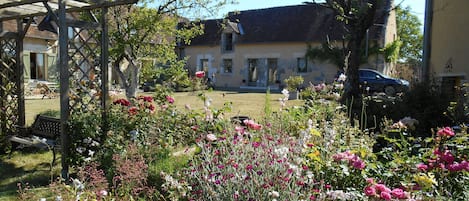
[2,17,57,40]
[189,3,390,46]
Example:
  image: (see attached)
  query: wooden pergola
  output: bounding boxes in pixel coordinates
[0,0,137,178]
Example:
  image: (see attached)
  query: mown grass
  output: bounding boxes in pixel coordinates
[2,90,301,200]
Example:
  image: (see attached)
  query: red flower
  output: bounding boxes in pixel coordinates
[195,71,205,78]
[113,99,130,106]
[138,96,153,103]
[128,107,138,115]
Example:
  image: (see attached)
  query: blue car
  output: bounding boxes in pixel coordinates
[359,69,409,95]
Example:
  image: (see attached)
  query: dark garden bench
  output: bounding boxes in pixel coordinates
[8,115,61,169]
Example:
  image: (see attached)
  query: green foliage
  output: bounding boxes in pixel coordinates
[306,43,345,68]
[380,40,402,63]
[396,6,423,63]
[284,75,304,91]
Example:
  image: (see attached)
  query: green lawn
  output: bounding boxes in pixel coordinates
[2,90,303,200]
[24,90,302,122]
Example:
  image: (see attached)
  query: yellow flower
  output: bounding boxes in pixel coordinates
[310,129,321,137]
[413,173,436,190]
[307,149,321,162]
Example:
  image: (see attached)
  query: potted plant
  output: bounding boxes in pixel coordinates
[284,75,304,100]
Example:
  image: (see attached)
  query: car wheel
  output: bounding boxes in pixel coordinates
[384,86,396,96]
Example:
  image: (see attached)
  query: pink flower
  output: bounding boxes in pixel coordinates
[375,184,387,192]
[252,142,261,148]
[246,164,253,171]
[391,188,407,199]
[380,191,392,200]
[366,178,375,184]
[416,163,428,171]
[437,127,455,137]
[243,119,263,130]
[441,150,455,164]
[364,186,377,196]
[206,134,217,142]
[166,96,175,104]
[352,159,366,170]
[195,71,205,78]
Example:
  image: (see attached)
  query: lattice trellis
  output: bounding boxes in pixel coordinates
[0,36,19,136]
[68,17,103,115]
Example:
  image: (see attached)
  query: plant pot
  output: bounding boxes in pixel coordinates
[289,90,299,100]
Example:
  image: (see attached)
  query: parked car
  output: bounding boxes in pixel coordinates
[359,69,409,95]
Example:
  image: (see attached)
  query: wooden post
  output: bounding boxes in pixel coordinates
[16,18,25,127]
[58,0,70,180]
[101,6,109,134]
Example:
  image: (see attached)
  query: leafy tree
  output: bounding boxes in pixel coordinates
[396,5,423,63]
[108,0,233,98]
[310,0,381,103]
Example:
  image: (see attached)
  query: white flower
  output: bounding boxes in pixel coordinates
[91,141,100,146]
[76,147,85,154]
[84,157,91,162]
[83,137,92,144]
[88,150,95,157]
[206,134,217,142]
[99,190,108,196]
[274,147,289,158]
[72,179,85,191]
[204,97,212,107]
[55,195,62,201]
[338,73,347,82]
[268,190,280,197]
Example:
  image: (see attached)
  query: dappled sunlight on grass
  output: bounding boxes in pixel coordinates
[0,151,61,200]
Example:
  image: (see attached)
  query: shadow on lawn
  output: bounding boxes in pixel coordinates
[0,151,59,199]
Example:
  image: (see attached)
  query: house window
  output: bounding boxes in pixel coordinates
[268,58,278,84]
[223,59,233,73]
[199,59,209,72]
[297,57,307,73]
[30,53,45,80]
[223,33,234,52]
[248,59,258,84]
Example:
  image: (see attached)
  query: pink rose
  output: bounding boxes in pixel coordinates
[437,127,455,137]
[380,191,392,200]
[375,184,387,192]
[416,163,428,171]
[364,186,377,196]
[391,188,407,199]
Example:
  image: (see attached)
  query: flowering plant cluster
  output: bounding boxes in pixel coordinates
[364,178,409,200]
[333,151,366,170]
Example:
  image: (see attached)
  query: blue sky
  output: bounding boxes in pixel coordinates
[217,0,426,24]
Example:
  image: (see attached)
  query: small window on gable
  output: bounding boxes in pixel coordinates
[223,33,233,52]
[297,58,307,73]
[223,59,233,73]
